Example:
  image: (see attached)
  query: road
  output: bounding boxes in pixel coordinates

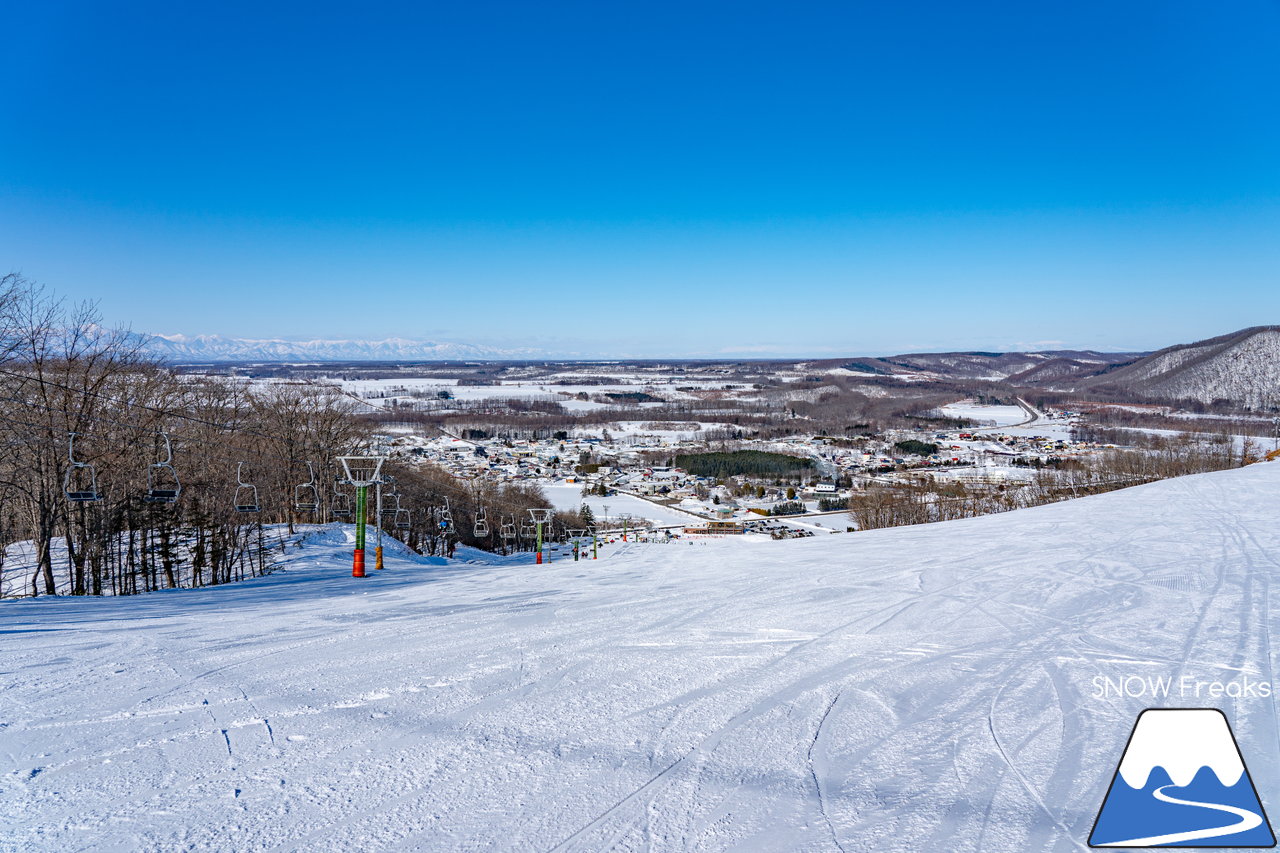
[971,396,1042,433]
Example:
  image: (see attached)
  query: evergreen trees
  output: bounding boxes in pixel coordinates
[674,450,814,479]
[893,440,939,457]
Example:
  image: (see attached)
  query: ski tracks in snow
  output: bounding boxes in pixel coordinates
[809,691,848,853]
[5,464,1280,851]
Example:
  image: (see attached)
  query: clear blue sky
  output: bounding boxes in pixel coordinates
[3,1,1279,357]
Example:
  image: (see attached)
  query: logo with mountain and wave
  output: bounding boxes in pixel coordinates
[1090,708,1275,847]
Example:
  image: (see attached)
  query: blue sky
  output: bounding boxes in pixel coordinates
[2,1,1278,357]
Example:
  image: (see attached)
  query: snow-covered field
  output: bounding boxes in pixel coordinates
[4,463,1280,851]
[570,421,733,442]
[940,401,1030,428]
[326,372,756,412]
[777,512,853,533]
[541,483,706,527]
[942,400,1077,440]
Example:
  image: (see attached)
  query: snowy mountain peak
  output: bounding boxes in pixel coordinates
[1117,709,1245,789]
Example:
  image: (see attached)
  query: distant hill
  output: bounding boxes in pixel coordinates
[810,349,1143,382]
[885,350,1140,381]
[1075,326,1280,408]
[1004,355,1142,386]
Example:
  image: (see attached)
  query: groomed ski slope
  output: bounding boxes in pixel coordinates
[4,463,1280,852]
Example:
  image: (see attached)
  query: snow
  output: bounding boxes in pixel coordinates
[941,399,1078,440]
[777,513,850,533]
[333,373,746,411]
[571,421,731,440]
[4,463,1280,851]
[940,401,1029,427]
[541,483,706,527]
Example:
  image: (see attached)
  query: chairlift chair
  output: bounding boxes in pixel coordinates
[394,507,412,531]
[376,475,394,505]
[433,506,453,533]
[499,515,517,540]
[234,462,260,513]
[294,462,319,512]
[379,491,400,521]
[64,432,102,503]
[474,507,489,538]
[143,432,181,504]
[331,481,353,518]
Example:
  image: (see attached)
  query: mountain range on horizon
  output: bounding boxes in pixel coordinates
[134,332,547,362]
[135,329,1145,365]
[133,326,1280,409]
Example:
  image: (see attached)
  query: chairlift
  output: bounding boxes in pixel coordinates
[234,462,260,513]
[294,462,319,512]
[336,455,386,488]
[64,432,102,503]
[474,507,489,538]
[499,515,517,540]
[520,522,535,539]
[527,507,553,539]
[143,432,181,504]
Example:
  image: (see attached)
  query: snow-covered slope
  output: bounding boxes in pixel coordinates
[135,332,542,362]
[4,464,1280,851]
[1080,326,1280,407]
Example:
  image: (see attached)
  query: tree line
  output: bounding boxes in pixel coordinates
[848,433,1249,531]
[0,274,567,598]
